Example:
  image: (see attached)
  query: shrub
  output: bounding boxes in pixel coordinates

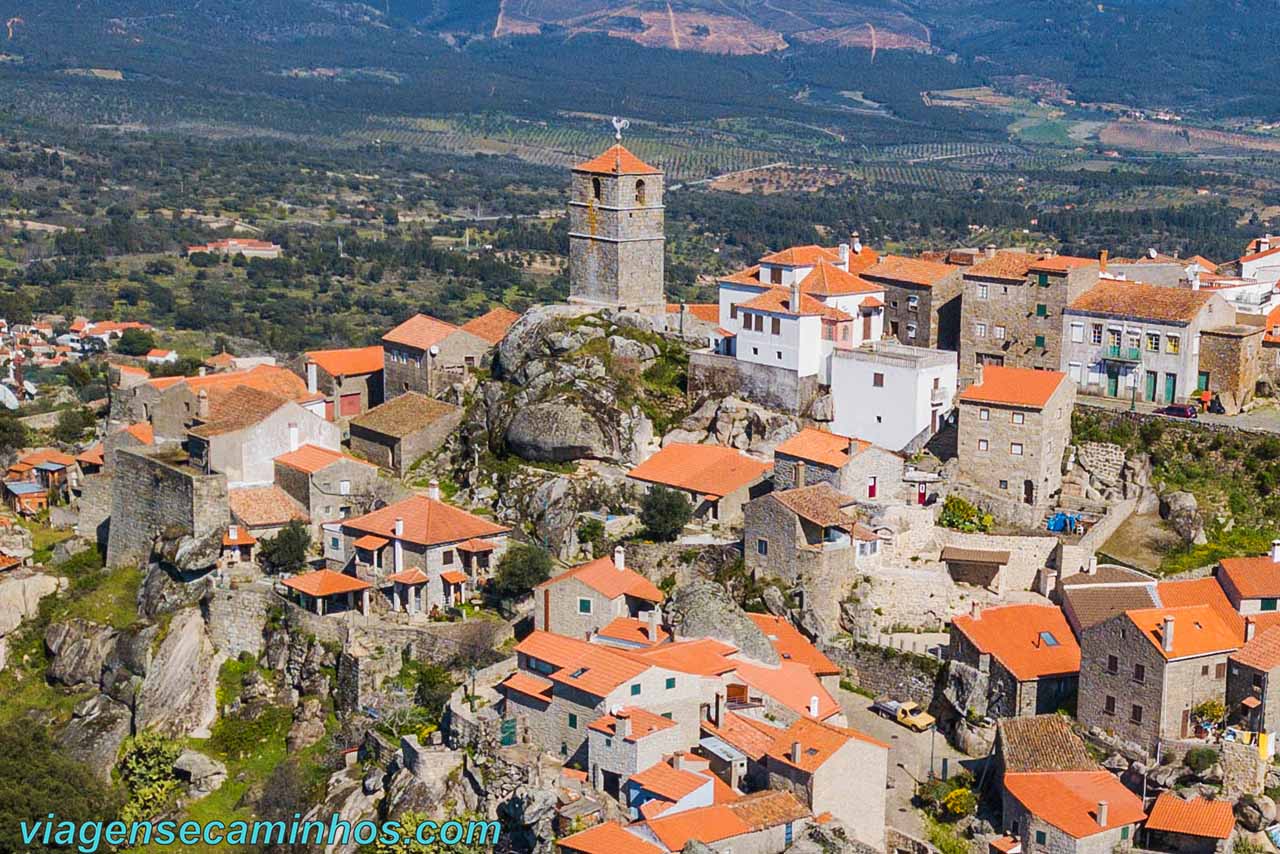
[937,495,993,533]
[490,543,552,600]
[259,520,311,574]
[53,407,95,444]
[115,327,157,356]
[1193,698,1226,725]
[940,787,977,820]
[1184,746,1219,774]
[118,730,182,822]
[640,486,692,541]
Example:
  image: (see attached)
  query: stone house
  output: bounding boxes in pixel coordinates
[772,427,906,502]
[956,364,1074,510]
[1058,563,1158,637]
[743,482,879,593]
[228,484,308,540]
[272,444,381,537]
[949,604,1081,717]
[990,714,1097,783]
[959,251,1100,384]
[1078,605,1239,755]
[186,386,341,487]
[382,313,492,399]
[533,546,665,640]
[332,488,510,612]
[459,307,521,348]
[347,392,463,475]
[1143,793,1235,854]
[830,340,958,453]
[1060,279,1236,407]
[304,345,385,423]
[502,630,707,766]
[1217,543,1280,614]
[626,443,772,527]
[624,753,719,820]
[860,254,964,350]
[760,716,889,851]
[699,710,776,793]
[640,791,812,854]
[1227,623,1280,734]
[1198,321,1264,413]
[584,707,686,798]
[1001,770,1145,854]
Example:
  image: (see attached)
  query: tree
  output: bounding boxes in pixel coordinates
[640,486,692,542]
[0,723,123,854]
[115,327,156,356]
[118,730,182,822]
[0,415,26,458]
[259,520,311,574]
[53,407,94,444]
[490,543,551,600]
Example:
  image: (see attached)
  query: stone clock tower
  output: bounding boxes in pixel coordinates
[567,142,666,312]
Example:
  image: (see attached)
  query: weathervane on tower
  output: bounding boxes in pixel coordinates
[611,116,629,142]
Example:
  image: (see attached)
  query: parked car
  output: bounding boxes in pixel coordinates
[871,697,936,732]
[1155,403,1198,419]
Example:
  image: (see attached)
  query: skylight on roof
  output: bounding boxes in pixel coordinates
[1039,631,1059,647]
[570,667,589,678]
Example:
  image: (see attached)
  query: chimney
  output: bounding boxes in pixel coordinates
[791,279,802,315]
[228,524,238,541]
[198,366,207,378]
[808,695,819,717]
[1099,249,1108,273]
[1087,556,1098,574]
[393,517,404,573]
[1096,800,1109,828]
[1271,539,1280,563]
[306,361,318,393]
[672,751,686,771]
[616,712,631,739]
[852,231,862,254]
[288,421,299,452]
[713,692,722,727]
[974,362,985,388]
[427,479,440,501]
[1148,247,1159,260]
[394,517,405,537]
[197,389,210,420]
[839,243,850,266]
[795,460,806,488]
[1247,617,1257,642]
[790,741,801,764]
[647,607,661,641]
[614,545,626,571]
[1162,615,1175,653]
[983,243,997,259]
[1190,270,1201,291]
[970,601,982,619]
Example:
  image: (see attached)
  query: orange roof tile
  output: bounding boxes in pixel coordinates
[573,144,661,176]
[1231,625,1280,672]
[147,364,310,403]
[275,444,375,475]
[628,760,711,802]
[739,286,852,321]
[117,364,149,377]
[1219,554,1280,600]
[353,533,389,551]
[628,638,740,676]
[1241,244,1280,264]
[381,314,460,352]
[628,443,771,500]
[457,537,496,553]
[1004,772,1145,839]
[306,345,384,377]
[727,789,810,830]
[774,428,867,468]
[459,307,521,345]
[222,527,256,547]
[228,486,308,528]
[597,616,670,646]
[1068,280,1214,324]
[76,443,105,467]
[666,303,720,323]
[759,245,840,267]
[588,706,677,741]
[1126,604,1239,660]
[862,255,960,288]
[718,264,765,287]
[187,386,290,438]
[1029,255,1098,273]
[386,568,428,584]
[282,569,370,597]
[515,631,650,698]
[1145,793,1234,839]
[123,422,154,444]
[500,671,553,704]
[1187,254,1217,271]
[764,716,887,774]
[732,660,841,720]
[1157,577,1245,640]
[746,613,840,676]
[535,555,663,603]
[703,712,779,761]
[959,365,1068,409]
[797,261,882,297]
[19,449,76,468]
[951,604,1080,681]
[342,495,509,548]
[644,804,750,850]
[440,569,468,585]
[965,251,1044,281]
[556,821,664,854]
[203,351,236,368]
[145,348,174,358]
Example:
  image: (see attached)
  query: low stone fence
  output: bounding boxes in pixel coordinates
[823,635,943,708]
[1078,496,1136,553]
[687,350,819,415]
[888,828,942,854]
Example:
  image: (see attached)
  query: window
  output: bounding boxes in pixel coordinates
[1216,663,1227,679]
[730,304,738,320]
[665,677,676,690]
[775,351,783,360]
[1035,303,1048,318]
[1011,442,1024,456]
[771,317,781,335]
[741,313,751,330]
[1263,598,1278,612]
[1133,663,1145,684]
[1130,704,1143,724]
[578,598,592,614]
[907,295,919,311]
[1034,831,1046,845]
[1167,335,1180,355]
[998,479,1008,490]
[1037,273,1050,286]
[605,737,612,747]
[757,539,768,556]
[635,179,646,204]
[1121,827,1130,842]
[330,536,340,550]
[976,323,987,338]
[873,372,885,387]
[1070,323,1083,343]
[568,713,578,729]
[1106,655,1118,674]
[978,439,989,452]
[1012,412,1025,425]
[993,325,1006,340]
[442,550,454,565]
[979,408,990,421]
[978,284,989,299]
[1038,631,1059,647]
[751,347,758,356]
[339,480,351,496]
[1202,665,1210,676]
[754,314,764,332]
[906,322,917,339]
[770,267,782,285]
[1104,695,1116,715]
[1146,332,1160,352]
[1034,334,1046,349]
[1069,362,1083,383]
[591,178,601,201]
[630,683,641,696]
[1091,324,1104,345]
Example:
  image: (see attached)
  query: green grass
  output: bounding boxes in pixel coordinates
[1159,524,1277,575]
[22,519,74,564]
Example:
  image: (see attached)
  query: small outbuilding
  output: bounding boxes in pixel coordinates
[347,392,463,475]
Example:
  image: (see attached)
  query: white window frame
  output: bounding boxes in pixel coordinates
[1070,322,1084,344]
[976,322,987,338]
[993,325,1006,340]
[1011,442,1024,456]
[979,408,990,421]
[977,284,989,299]
[978,439,989,451]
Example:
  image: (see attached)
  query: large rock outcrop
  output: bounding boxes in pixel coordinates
[45,619,119,689]
[135,608,222,738]
[57,694,133,780]
[506,400,618,463]
[666,579,779,665]
[0,569,61,638]
[1160,491,1207,546]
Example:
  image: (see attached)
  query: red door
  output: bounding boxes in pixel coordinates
[867,476,877,499]
[917,484,927,505]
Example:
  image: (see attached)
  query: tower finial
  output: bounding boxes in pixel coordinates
[611,116,629,143]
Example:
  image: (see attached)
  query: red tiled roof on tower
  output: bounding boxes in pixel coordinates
[573,144,661,176]
[958,365,1068,409]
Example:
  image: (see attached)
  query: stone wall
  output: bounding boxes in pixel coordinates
[75,472,112,547]
[205,586,276,658]
[823,636,942,708]
[106,448,230,568]
[1201,325,1265,414]
[1158,739,1264,797]
[687,350,820,415]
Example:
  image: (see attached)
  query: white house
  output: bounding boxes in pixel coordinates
[830,340,958,452]
[1239,235,1280,290]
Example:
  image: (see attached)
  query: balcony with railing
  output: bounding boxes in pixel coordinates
[1103,344,1142,362]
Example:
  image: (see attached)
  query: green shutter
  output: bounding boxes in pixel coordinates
[1035,335,1046,349]
[631,683,641,696]
[665,677,676,690]
[568,713,577,729]
[1035,304,1048,317]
